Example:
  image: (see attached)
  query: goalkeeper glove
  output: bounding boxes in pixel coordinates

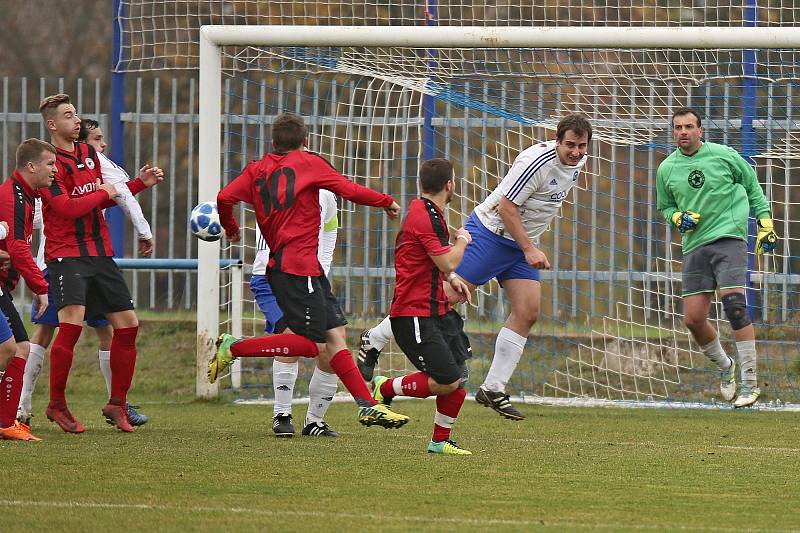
[671,210,701,233]
[756,218,779,255]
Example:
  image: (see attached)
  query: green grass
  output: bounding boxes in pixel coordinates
[4,321,800,532]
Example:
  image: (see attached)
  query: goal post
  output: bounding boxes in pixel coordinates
[197,25,800,407]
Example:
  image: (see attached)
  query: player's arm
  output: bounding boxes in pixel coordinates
[429,228,471,273]
[310,155,398,216]
[497,196,550,270]
[217,164,258,241]
[729,149,778,253]
[729,149,770,219]
[39,179,118,219]
[317,192,339,276]
[1,198,48,296]
[655,163,699,232]
[99,154,154,240]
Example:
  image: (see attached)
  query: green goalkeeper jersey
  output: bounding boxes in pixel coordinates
[656,141,770,255]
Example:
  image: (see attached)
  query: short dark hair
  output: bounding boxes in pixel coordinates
[418,158,454,194]
[271,112,307,152]
[39,93,71,121]
[79,118,100,141]
[556,113,592,142]
[672,107,702,128]
[16,138,56,169]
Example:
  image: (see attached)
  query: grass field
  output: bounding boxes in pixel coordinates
[4,321,800,532]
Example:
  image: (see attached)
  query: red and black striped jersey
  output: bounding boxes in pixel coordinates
[39,142,146,261]
[218,149,394,277]
[390,198,452,318]
[0,172,48,294]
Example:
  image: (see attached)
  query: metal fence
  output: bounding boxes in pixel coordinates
[2,75,797,321]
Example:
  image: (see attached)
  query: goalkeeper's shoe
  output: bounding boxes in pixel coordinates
[719,358,737,402]
[46,404,85,434]
[102,403,135,433]
[358,403,409,429]
[208,333,237,383]
[357,329,381,382]
[0,420,42,442]
[475,386,525,420]
[734,385,761,408]
[371,375,392,407]
[301,421,340,437]
[427,439,471,455]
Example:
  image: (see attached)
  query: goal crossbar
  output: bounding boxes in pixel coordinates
[200,25,800,49]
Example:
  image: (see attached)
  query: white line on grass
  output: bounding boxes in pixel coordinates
[0,499,794,532]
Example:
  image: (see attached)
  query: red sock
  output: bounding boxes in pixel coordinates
[433,387,466,442]
[329,349,375,406]
[231,333,319,358]
[49,323,83,407]
[382,372,432,399]
[0,356,26,428]
[110,326,138,406]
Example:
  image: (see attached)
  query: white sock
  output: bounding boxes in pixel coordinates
[305,366,338,425]
[482,327,527,393]
[700,336,731,371]
[19,343,46,416]
[369,315,394,352]
[272,360,298,417]
[99,350,112,397]
[736,340,757,386]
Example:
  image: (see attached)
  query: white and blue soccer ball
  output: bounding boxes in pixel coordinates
[190,201,223,242]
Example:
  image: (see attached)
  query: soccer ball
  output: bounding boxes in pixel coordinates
[190,201,223,242]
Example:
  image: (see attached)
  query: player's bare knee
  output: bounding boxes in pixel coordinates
[722,292,750,331]
[316,343,330,362]
[0,339,16,368]
[430,379,459,395]
[683,312,706,332]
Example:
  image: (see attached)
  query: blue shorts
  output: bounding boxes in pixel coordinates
[250,274,286,334]
[455,212,541,286]
[31,269,109,328]
[0,303,13,344]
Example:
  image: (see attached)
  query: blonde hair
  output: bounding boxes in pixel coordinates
[39,93,72,121]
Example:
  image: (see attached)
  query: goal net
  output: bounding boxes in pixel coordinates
[185,23,800,409]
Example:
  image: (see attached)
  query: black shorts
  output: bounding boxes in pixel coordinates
[391,310,472,385]
[47,257,135,318]
[0,289,28,342]
[267,269,346,343]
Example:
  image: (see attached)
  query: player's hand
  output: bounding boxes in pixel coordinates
[756,218,779,255]
[33,293,48,320]
[524,246,550,270]
[226,227,241,242]
[448,275,472,305]
[0,221,8,239]
[97,179,119,199]
[384,201,401,219]
[138,238,154,257]
[139,164,165,187]
[454,227,472,245]
[671,210,700,233]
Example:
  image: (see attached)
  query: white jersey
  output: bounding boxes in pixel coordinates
[252,189,339,277]
[474,140,587,245]
[98,152,153,240]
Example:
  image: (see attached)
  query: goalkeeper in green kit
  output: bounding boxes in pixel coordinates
[656,107,779,408]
